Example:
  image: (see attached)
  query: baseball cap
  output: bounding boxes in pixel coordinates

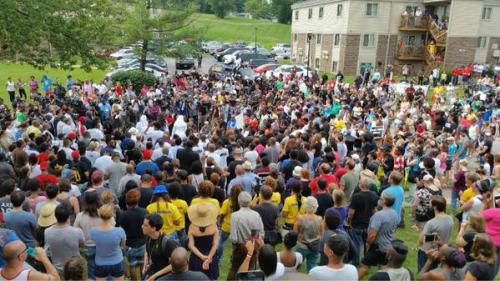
[67,131,77,139]
[71,150,80,159]
[153,185,167,195]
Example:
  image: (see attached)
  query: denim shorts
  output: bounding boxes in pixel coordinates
[94,261,125,278]
[126,245,146,266]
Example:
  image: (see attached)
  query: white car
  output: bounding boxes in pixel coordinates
[223,50,251,64]
[110,47,134,59]
[265,65,313,79]
[106,63,166,78]
[271,43,291,54]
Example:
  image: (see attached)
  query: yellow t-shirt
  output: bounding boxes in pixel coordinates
[461,186,477,203]
[147,201,182,235]
[219,199,233,233]
[191,197,220,209]
[283,195,306,225]
[335,119,346,132]
[251,192,282,208]
[171,199,188,231]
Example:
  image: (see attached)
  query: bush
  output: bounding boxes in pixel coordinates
[111,70,156,94]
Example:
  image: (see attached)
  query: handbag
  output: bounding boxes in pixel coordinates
[303,238,321,252]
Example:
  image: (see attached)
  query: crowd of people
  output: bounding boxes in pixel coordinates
[0,60,499,281]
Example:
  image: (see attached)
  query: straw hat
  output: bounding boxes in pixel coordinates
[187,203,218,227]
[37,203,57,227]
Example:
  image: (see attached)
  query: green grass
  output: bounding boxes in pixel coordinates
[0,62,106,104]
[193,13,291,49]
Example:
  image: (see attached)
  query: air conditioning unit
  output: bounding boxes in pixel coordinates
[493,50,500,58]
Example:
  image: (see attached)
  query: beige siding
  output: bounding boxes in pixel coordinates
[474,48,488,63]
[448,0,482,37]
[479,6,500,37]
[291,1,350,34]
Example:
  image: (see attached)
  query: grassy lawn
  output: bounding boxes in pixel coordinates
[193,13,291,49]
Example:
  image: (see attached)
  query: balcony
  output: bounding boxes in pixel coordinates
[399,15,429,31]
[428,19,447,46]
[396,45,425,61]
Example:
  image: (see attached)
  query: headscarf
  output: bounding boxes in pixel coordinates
[136,115,148,135]
[172,115,187,139]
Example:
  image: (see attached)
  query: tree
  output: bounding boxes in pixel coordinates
[245,0,272,19]
[0,0,121,71]
[272,0,298,24]
[120,0,202,71]
[209,0,233,18]
[233,0,246,13]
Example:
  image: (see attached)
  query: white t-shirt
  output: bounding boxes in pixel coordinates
[308,264,358,281]
[276,252,303,273]
[266,262,285,281]
[244,150,259,170]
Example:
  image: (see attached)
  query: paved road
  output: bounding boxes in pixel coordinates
[165,54,218,74]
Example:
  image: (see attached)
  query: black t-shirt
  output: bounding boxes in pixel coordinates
[118,207,148,247]
[157,271,210,281]
[138,187,154,208]
[145,234,179,277]
[126,149,142,164]
[314,192,334,217]
[72,160,90,184]
[253,202,279,231]
[227,159,244,182]
[176,148,201,174]
[282,159,301,181]
[349,190,379,228]
[466,261,495,281]
[179,184,198,206]
[212,188,226,207]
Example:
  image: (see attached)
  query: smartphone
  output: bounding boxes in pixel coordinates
[425,233,437,243]
[251,229,259,240]
[237,270,265,281]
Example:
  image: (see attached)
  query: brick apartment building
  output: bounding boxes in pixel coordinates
[291,0,500,76]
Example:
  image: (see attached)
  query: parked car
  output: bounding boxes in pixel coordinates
[118,57,166,68]
[273,49,291,59]
[208,63,232,80]
[215,47,245,62]
[202,41,223,53]
[223,49,253,64]
[265,64,312,79]
[110,47,134,59]
[271,43,291,53]
[235,67,257,80]
[105,63,165,78]
[175,56,195,70]
[253,63,280,74]
[249,59,278,69]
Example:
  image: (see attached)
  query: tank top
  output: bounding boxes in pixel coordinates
[0,269,31,281]
[298,216,321,244]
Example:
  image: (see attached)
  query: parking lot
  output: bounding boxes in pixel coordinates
[164,55,217,74]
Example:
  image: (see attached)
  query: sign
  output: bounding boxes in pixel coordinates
[390,83,429,95]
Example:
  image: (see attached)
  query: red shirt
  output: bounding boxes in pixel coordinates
[36,174,59,191]
[310,174,338,196]
[115,85,123,96]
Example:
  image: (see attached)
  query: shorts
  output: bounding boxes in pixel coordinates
[126,245,146,266]
[94,261,125,278]
[362,245,388,267]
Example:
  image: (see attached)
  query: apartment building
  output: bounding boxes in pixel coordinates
[291,0,500,76]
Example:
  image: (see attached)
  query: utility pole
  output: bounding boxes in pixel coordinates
[254,27,258,54]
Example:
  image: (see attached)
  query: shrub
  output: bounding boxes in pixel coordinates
[111,70,156,94]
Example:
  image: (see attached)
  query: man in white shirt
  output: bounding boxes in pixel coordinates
[205,143,222,168]
[93,148,113,172]
[309,234,358,280]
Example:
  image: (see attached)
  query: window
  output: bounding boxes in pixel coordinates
[334,34,340,46]
[366,3,378,16]
[482,7,492,20]
[319,7,324,19]
[360,63,374,74]
[317,34,322,44]
[337,4,343,16]
[406,5,418,14]
[363,34,376,47]
[308,8,313,19]
[315,58,320,69]
[294,34,297,42]
[332,61,338,72]
[295,10,299,20]
[477,36,487,48]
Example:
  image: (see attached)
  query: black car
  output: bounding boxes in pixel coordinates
[175,56,195,70]
[214,48,244,62]
[248,58,276,68]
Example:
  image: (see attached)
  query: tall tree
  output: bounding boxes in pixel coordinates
[233,0,246,13]
[209,0,233,18]
[0,0,121,71]
[272,0,297,24]
[121,0,202,71]
[245,0,272,19]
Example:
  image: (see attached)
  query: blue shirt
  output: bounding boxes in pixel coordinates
[4,211,37,247]
[135,161,160,176]
[382,185,405,224]
[90,227,126,265]
[99,104,111,120]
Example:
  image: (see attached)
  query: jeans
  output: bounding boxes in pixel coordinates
[217,231,230,263]
[295,246,319,272]
[95,261,125,278]
[349,227,367,267]
[84,246,96,280]
[176,230,187,248]
[451,191,460,211]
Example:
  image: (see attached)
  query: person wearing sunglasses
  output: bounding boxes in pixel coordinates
[0,240,60,281]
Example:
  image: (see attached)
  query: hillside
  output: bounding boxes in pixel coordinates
[193,13,291,49]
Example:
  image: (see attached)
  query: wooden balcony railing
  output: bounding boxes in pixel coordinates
[428,19,447,46]
[399,15,429,31]
[397,45,425,60]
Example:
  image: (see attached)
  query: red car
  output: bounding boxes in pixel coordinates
[254,63,280,74]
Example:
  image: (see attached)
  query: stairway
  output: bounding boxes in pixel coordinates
[427,18,448,46]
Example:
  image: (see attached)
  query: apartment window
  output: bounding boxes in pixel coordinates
[315,58,320,69]
[295,10,299,20]
[294,34,297,42]
[363,34,376,47]
[406,5,418,14]
[477,36,487,48]
[482,7,492,20]
[337,4,343,16]
[366,3,378,16]
[308,8,313,19]
[332,61,338,72]
[317,34,322,44]
[334,34,340,46]
[319,7,324,19]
